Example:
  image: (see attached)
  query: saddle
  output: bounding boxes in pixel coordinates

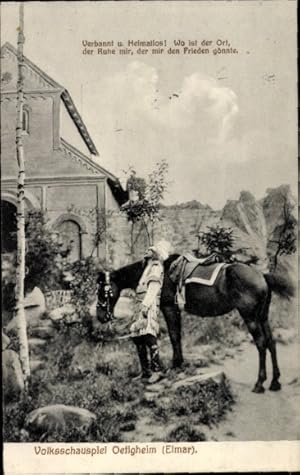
[169,253,226,308]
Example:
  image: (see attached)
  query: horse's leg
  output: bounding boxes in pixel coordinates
[242,314,267,393]
[259,290,281,391]
[161,305,183,368]
[262,320,281,391]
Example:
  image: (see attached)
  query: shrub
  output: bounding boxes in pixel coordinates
[2,210,66,315]
[152,376,235,429]
[66,257,99,319]
[24,210,66,292]
[170,377,235,426]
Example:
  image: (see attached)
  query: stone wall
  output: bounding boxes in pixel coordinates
[106,204,221,268]
[106,186,297,279]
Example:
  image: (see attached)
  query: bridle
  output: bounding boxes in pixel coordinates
[96,271,114,323]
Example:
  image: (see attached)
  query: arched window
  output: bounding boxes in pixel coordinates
[56,219,82,262]
[22,108,29,133]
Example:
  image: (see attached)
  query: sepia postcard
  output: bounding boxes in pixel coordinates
[1,0,298,473]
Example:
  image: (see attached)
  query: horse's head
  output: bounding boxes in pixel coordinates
[96,271,120,323]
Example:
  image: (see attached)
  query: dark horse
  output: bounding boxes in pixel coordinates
[96,255,294,393]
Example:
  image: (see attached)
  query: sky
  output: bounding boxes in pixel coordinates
[1,1,297,208]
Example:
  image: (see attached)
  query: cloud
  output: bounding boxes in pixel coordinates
[94,63,238,140]
[86,63,242,206]
[86,61,295,208]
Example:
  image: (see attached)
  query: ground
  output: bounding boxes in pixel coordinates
[121,336,300,442]
[208,339,300,441]
[4,297,299,443]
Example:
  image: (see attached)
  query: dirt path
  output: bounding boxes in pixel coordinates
[207,340,300,441]
[124,339,300,442]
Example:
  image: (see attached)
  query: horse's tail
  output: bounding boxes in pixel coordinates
[264,272,295,299]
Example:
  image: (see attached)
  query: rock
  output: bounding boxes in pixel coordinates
[89,298,97,319]
[120,422,136,432]
[2,349,24,401]
[71,341,97,375]
[30,322,55,339]
[2,332,11,350]
[28,337,47,353]
[30,359,45,372]
[143,392,158,403]
[25,405,96,435]
[24,286,46,310]
[144,382,166,393]
[6,287,46,334]
[28,338,47,349]
[110,296,136,336]
[24,287,46,323]
[172,371,225,390]
[48,303,79,323]
[274,328,296,344]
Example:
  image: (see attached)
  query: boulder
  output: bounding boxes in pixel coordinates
[172,371,225,390]
[30,321,55,339]
[24,287,46,323]
[2,349,24,401]
[25,405,96,435]
[28,337,47,353]
[111,295,136,336]
[48,303,80,323]
[30,359,45,372]
[143,391,158,403]
[5,287,46,334]
[2,332,11,350]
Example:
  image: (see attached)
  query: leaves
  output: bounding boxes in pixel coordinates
[67,257,99,319]
[268,193,297,270]
[24,210,66,291]
[197,225,236,262]
[120,160,170,249]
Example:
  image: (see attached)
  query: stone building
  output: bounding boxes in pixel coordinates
[1,42,126,261]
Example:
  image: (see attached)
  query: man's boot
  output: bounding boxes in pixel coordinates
[147,342,163,384]
[133,341,151,380]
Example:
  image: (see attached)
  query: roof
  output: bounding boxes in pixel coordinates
[1,42,128,206]
[107,177,129,206]
[1,42,98,155]
[60,138,117,181]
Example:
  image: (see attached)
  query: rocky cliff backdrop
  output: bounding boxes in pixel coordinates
[107,184,297,281]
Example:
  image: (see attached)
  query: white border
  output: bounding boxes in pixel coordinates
[4,441,300,473]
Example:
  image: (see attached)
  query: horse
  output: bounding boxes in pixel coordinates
[96,254,294,393]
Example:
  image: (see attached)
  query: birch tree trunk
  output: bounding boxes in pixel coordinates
[15,2,30,384]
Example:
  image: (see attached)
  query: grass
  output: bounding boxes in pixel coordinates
[152,376,235,427]
[5,289,292,442]
[3,321,142,442]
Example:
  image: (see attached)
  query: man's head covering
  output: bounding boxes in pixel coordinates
[149,240,173,261]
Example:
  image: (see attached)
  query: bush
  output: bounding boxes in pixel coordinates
[24,210,66,292]
[2,210,66,315]
[170,377,235,425]
[67,257,99,319]
[153,376,235,428]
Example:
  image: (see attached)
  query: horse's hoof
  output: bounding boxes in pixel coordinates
[252,384,265,394]
[269,380,281,391]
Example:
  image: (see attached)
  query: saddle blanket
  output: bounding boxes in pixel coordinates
[169,253,225,287]
[185,262,226,287]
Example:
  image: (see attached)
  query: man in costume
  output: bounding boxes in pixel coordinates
[130,240,172,384]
